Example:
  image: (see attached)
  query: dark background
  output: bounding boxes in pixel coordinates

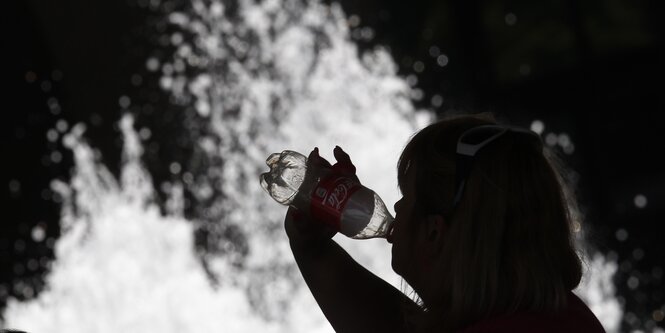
[3,0,664,331]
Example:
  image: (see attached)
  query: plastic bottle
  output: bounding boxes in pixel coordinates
[260,149,394,239]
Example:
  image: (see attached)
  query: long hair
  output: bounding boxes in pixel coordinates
[397,113,583,332]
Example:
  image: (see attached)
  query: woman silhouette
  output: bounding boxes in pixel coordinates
[284,113,605,332]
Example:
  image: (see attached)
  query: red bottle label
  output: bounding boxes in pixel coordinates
[310,175,362,230]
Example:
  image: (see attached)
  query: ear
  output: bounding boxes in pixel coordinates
[424,214,447,253]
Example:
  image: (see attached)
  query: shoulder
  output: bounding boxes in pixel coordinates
[459,292,606,333]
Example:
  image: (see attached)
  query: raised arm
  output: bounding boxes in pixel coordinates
[285,207,420,333]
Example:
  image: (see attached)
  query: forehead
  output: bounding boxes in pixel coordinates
[399,160,416,194]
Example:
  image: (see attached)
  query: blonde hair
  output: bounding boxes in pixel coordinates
[397,113,583,332]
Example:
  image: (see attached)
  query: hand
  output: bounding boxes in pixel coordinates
[284,146,359,249]
[303,146,360,184]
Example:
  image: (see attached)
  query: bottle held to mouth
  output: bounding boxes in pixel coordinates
[260,148,394,239]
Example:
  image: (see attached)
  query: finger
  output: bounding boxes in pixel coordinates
[307,147,332,168]
[307,147,318,161]
[333,145,356,175]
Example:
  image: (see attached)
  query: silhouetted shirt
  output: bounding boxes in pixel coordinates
[460,292,606,333]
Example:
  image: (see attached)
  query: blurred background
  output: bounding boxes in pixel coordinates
[3,0,664,331]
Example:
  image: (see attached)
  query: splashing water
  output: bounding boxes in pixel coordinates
[577,253,623,331]
[4,0,625,331]
[4,116,291,332]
